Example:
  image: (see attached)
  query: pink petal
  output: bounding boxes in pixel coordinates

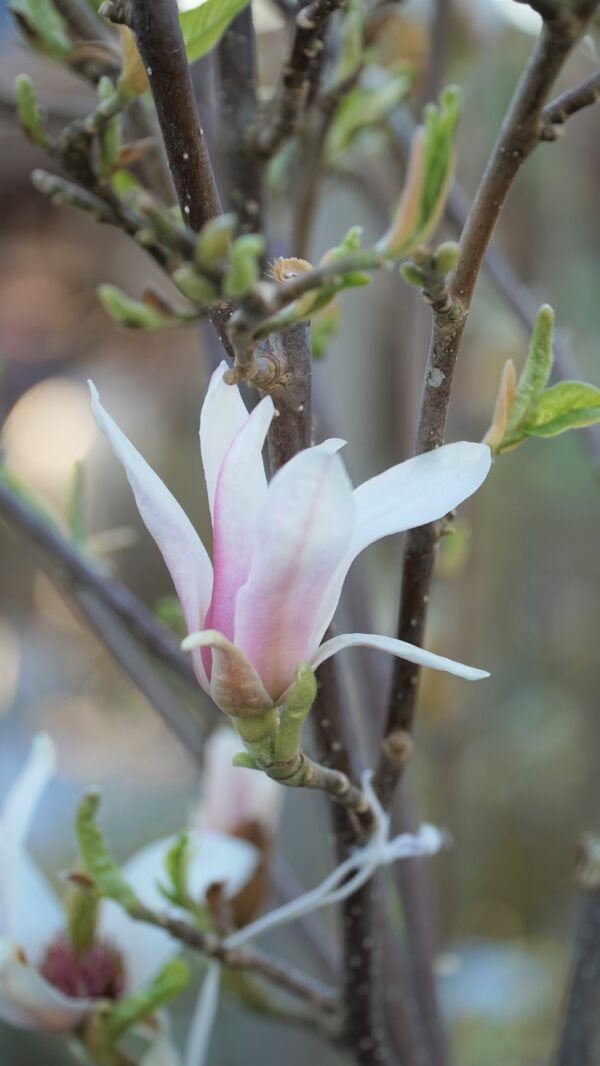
[207,396,273,641]
[312,632,489,680]
[310,442,491,646]
[182,631,274,716]
[0,940,92,1032]
[233,443,355,700]
[90,382,213,689]
[199,361,254,521]
[0,736,63,960]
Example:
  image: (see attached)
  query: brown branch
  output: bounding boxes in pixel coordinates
[217,5,264,236]
[554,836,600,1065]
[99,0,233,356]
[374,0,600,808]
[541,68,600,138]
[253,0,346,158]
[0,477,201,690]
[128,902,339,1017]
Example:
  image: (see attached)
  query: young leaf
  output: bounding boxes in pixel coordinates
[330,0,364,88]
[223,233,265,297]
[14,74,50,149]
[523,381,600,437]
[76,789,139,910]
[106,959,191,1042]
[163,832,190,907]
[326,68,413,162]
[179,0,251,65]
[66,461,86,546]
[504,304,554,437]
[10,0,72,58]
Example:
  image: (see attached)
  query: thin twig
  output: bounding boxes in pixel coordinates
[253,0,346,157]
[541,68,600,138]
[0,478,200,690]
[374,0,600,808]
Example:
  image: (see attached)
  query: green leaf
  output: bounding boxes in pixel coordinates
[523,380,600,437]
[66,461,86,546]
[420,85,461,229]
[76,789,139,910]
[330,0,364,88]
[98,284,174,330]
[505,304,554,437]
[179,0,251,64]
[326,68,412,161]
[194,213,237,271]
[10,0,72,58]
[106,959,191,1042]
[163,832,190,906]
[111,168,143,200]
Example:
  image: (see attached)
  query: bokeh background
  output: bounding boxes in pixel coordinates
[1,0,599,1063]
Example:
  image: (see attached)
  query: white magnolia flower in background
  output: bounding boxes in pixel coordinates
[0,735,260,1041]
[193,726,284,841]
[91,362,491,718]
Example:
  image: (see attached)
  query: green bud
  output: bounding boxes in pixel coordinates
[433,240,459,275]
[400,262,426,288]
[194,213,237,271]
[224,233,266,298]
[15,73,49,148]
[172,265,218,304]
[98,284,173,330]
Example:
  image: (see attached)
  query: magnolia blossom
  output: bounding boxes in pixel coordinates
[90,363,491,717]
[194,726,284,840]
[0,735,260,1038]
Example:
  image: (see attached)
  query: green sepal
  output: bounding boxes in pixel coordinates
[76,788,139,910]
[14,74,50,149]
[106,959,191,1042]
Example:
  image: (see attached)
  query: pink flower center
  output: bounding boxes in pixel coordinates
[39,936,125,1000]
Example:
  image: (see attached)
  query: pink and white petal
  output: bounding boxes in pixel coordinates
[195,727,284,837]
[233,442,355,700]
[207,396,273,641]
[0,735,63,959]
[200,361,253,520]
[111,830,259,991]
[309,442,491,647]
[0,939,92,1032]
[182,631,273,716]
[312,632,489,681]
[89,382,213,689]
[352,442,491,557]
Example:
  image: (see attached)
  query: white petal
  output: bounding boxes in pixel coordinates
[199,361,254,521]
[0,736,63,958]
[106,830,259,991]
[0,938,92,1032]
[207,396,273,640]
[89,382,213,689]
[310,442,491,646]
[352,442,491,557]
[233,442,355,700]
[312,632,489,681]
[142,1019,183,1066]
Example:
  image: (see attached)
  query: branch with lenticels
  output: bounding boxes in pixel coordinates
[374,0,600,808]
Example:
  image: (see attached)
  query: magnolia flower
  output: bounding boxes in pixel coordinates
[90,363,490,717]
[194,726,284,841]
[0,735,260,1037]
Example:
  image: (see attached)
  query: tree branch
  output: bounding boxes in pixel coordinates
[375,0,600,808]
[541,68,600,138]
[554,836,600,1066]
[253,0,346,158]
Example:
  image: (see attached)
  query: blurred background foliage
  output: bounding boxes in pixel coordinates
[0,0,599,1063]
